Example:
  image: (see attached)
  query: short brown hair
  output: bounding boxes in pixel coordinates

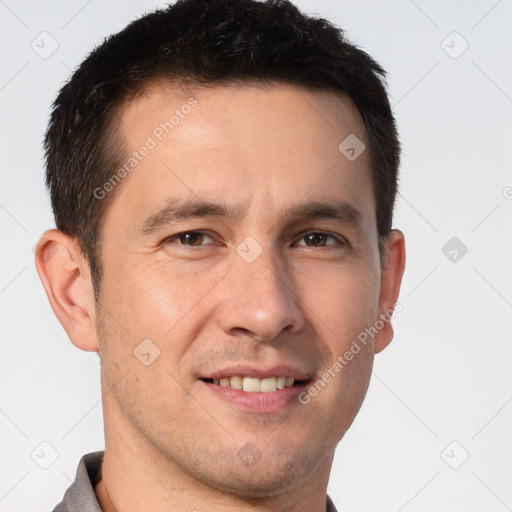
[44,0,400,299]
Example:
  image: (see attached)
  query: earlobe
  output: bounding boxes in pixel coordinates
[34,229,99,352]
[374,229,406,354]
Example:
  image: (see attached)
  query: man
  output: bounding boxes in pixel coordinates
[35,0,406,510]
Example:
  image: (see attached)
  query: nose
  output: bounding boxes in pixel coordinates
[216,246,304,342]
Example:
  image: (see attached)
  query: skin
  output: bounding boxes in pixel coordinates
[35,82,405,512]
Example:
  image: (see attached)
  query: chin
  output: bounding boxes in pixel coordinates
[213,470,303,499]
[202,449,318,499]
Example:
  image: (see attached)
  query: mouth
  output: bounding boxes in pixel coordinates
[200,376,309,393]
[197,363,313,413]
[198,372,311,413]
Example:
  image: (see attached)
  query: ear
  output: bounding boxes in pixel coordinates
[34,229,99,352]
[373,229,406,354]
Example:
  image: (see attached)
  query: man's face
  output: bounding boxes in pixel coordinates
[96,83,388,494]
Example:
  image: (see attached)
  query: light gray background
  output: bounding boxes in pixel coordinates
[1,1,511,510]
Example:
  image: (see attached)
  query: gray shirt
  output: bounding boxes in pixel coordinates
[52,451,339,511]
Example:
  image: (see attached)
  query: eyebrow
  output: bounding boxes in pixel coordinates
[138,196,365,236]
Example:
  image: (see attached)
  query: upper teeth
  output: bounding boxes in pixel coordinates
[212,376,295,392]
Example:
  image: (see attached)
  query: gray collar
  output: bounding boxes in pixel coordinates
[51,451,103,512]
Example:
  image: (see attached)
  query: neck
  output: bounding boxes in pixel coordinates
[96,394,334,512]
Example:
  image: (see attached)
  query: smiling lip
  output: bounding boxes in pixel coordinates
[200,379,309,413]
[199,363,311,381]
[198,363,312,413]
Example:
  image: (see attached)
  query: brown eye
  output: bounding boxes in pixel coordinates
[167,231,214,247]
[296,232,345,248]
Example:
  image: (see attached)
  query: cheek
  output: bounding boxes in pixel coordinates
[297,262,378,419]
[102,258,216,340]
[299,261,380,349]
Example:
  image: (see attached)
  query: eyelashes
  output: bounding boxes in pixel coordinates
[164,230,347,249]
[295,231,346,248]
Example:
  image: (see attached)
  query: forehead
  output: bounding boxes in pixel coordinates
[120,80,366,154]
[106,81,375,233]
